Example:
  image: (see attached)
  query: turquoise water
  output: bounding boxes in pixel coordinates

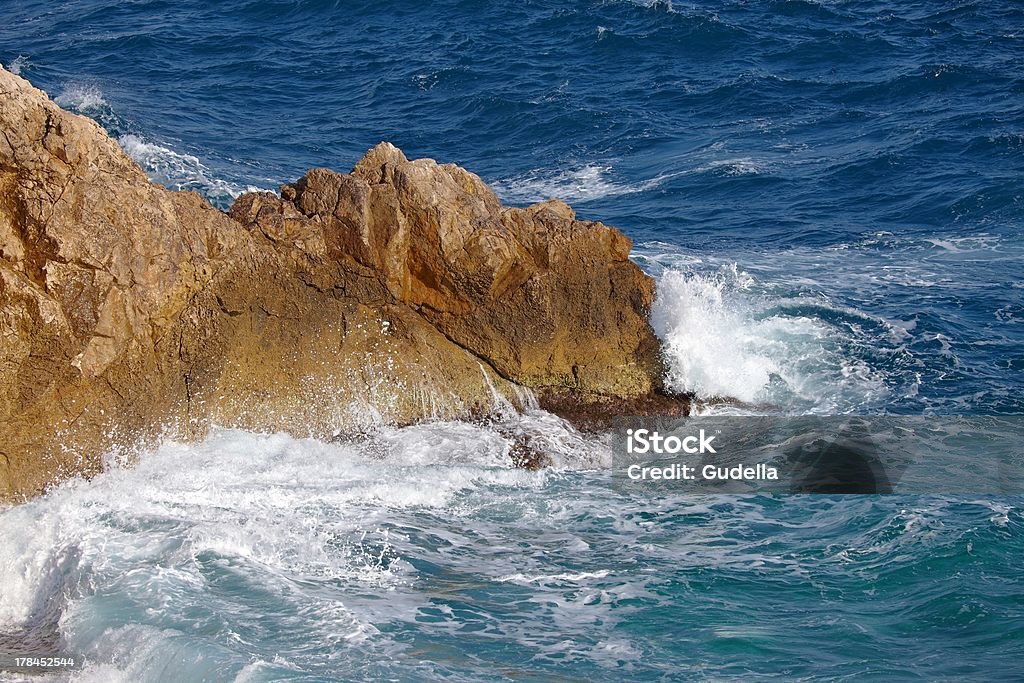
[4,429,1022,681]
[1,1,1023,680]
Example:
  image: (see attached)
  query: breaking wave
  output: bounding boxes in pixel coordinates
[51,83,263,208]
[641,247,915,414]
[0,417,604,681]
[116,134,261,206]
[491,164,670,205]
[54,84,109,114]
[0,425,1019,681]
[4,55,28,76]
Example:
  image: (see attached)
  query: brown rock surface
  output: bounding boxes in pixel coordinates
[282,143,663,396]
[0,66,672,502]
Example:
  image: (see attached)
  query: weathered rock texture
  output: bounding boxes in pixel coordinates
[0,66,668,502]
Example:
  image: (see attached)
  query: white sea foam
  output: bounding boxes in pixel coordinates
[0,422,579,681]
[492,163,670,204]
[49,84,264,207]
[117,134,260,204]
[54,84,109,113]
[0,412,608,673]
[698,157,765,176]
[492,152,772,205]
[649,262,890,412]
[922,234,1002,253]
[628,0,677,13]
[652,265,783,404]
[498,570,610,585]
[6,55,29,76]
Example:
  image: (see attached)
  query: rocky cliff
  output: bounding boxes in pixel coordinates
[0,66,675,502]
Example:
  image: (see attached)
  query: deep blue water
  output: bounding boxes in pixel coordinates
[2,1,1023,681]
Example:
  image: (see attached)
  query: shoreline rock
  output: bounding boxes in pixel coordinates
[0,67,686,502]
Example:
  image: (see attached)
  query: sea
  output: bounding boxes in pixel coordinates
[1,1,1022,680]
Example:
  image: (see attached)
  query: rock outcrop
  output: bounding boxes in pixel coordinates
[0,66,673,502]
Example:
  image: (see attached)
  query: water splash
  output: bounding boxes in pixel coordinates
[117,134,261,206]
[5,55,29,76]
[54,84,109,113]
[649,262,891,413]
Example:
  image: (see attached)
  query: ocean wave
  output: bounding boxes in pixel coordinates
[54,84,109,113]
[921,234,1005,253]
[117,134,261,206]
[50,82,135,147]
[0,426,1018,680]
[491,163,670,204]
[648,261,892,413]
[0,413,601,625]
[620,0,677,13]
[651,264,785,406]
[50,83,264,208]
[5,55,28,76]
[491,154,773,205]
[697,157,766,176]
[497,569,611,585]
[0,426,541,680]
[639,231,1024,414]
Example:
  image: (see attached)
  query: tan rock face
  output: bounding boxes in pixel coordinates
[283,143,662,396]
[0,66,669,502]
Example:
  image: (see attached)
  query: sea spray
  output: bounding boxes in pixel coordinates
[650,264,783,404]
[117,134,261,206]
[648,259,894,414]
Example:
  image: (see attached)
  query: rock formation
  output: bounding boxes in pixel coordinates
[0,66,676,502]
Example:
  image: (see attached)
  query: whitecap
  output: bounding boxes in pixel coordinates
[497,570,610,585]
[491,163,670,205]
[628,0,678,13]
[6,55,29,76]
[117,134,262,205]
[923,234,1002,253]
[698,157,765,176]
[54,84,109,113]
[648,259,891,412]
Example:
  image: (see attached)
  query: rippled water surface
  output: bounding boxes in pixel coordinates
[2,1,1022,680]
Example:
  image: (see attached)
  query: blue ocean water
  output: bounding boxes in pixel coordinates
[1,1,1023,680]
